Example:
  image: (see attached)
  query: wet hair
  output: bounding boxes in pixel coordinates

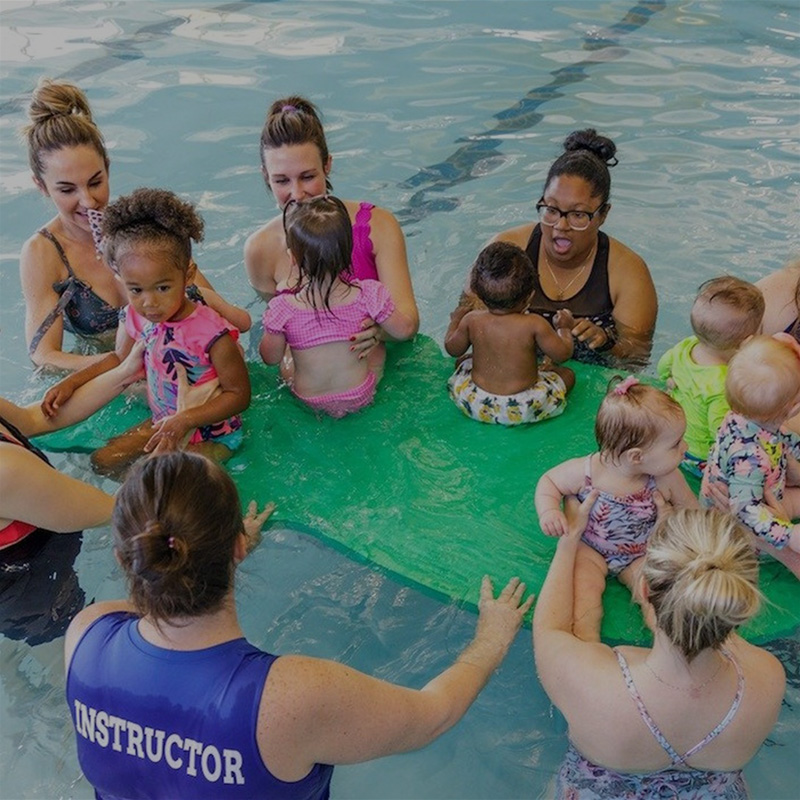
[260,95,333,192]
[726,335,800,425]
[642,508,761,660]
[470,242,535,311]
[690,276,764,352]
[21,77,109,183]
[283,195,353,313]
[542,128,617,206]
[112,452,244,623]
[595,378,685,462]
[102,187,204,274]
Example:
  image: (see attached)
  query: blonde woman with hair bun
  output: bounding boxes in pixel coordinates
[534,505,785,799]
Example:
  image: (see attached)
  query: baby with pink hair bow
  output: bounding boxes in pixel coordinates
[535,376,699,641]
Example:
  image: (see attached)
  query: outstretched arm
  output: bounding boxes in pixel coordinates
[260,576,533,779]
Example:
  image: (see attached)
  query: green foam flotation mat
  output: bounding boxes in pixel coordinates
[37,334,800,643]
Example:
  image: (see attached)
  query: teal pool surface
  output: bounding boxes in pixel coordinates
[1,2,798,798]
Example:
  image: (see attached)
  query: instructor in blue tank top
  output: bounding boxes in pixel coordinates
[65,451,533,800]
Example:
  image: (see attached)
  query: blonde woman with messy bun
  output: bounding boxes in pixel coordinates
[534,506,785,799]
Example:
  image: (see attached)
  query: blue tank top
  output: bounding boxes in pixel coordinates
[66,612,333,800]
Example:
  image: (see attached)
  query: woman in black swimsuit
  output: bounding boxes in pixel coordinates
[453,129,657,367]
[19,78,249,372]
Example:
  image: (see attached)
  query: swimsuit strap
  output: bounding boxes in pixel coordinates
[614,648,744,767]
[38,228,77,278]
[29,229,81,355]
[0,414,50,465]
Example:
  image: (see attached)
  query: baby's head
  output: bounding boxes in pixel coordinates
[283,195,352,310]
[642,508,760,660]
[726,334,800,426]
[470,242,535,312]
[690,276,764,354]
[103,187,203,277]
[595,377,686,470]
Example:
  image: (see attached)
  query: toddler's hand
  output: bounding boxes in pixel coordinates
[41,378,77,418]
[539,508,568,537]
[242,500,277,554]
[553,308,576,331]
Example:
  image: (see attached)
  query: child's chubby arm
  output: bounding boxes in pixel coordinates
[145,332,251,451]
[534,458,586,536]
[259,328,287,366]
[444,309,473,358]
[532,311,574,364]
[41,327,135,418]
[655,469,700,510]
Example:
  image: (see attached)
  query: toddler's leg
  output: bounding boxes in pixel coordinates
[279,344,295,386]
[573,543,609,642]
[91,420,155,480]
[618,557,648,628]
[187,440,233,464]
[548,364,575,394]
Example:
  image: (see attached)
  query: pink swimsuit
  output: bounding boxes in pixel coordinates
[263,279,395,417]
[346,202,379,281]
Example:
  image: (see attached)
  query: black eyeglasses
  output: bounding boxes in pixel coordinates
[536,199,607,231]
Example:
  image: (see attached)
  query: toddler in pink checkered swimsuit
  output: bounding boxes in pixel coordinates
[259,196,416,418]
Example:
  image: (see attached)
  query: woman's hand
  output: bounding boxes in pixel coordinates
[472,576,535,654]
[242,500,277,554]
[563,490,599,540]
[570,318,609,351]
[350,318,381,360]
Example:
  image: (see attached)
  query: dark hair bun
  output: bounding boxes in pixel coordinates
[563,128,617,165]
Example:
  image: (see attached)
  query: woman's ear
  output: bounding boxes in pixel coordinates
[113,547,122,566]
[599,203,611,224]
[32,175,48,196]
[233,531,248,564]
[324,155,333,176]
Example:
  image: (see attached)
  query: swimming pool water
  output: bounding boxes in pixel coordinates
[1,1,798,798]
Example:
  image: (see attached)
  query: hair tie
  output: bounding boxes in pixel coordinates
[281,104,297,113]
[613,376,639,395]
[772,331,800,363]
[606,156,619,167]
[167,536,176,550]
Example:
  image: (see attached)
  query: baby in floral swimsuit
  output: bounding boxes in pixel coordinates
[701,334,800,577]
[445,242,575,426]
[535,378,698,641]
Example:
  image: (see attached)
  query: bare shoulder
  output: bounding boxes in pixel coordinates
[20,227,61,284]
[490,223,535,250]
[756,263,800,294]
[606,234,649,273]
[244,216,282,291]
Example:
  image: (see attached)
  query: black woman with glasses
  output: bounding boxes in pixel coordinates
[456,129,657,367]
